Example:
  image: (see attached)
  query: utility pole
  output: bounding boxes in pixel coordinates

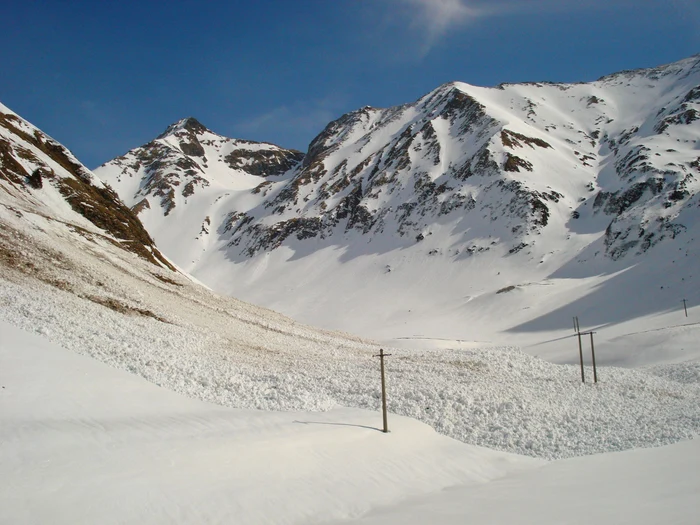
[589,331,598,384]
[574,316,585,383]
[574,316,599,384]
[577,330,585,383]
[682,299,688,318]
[374,349,392,433]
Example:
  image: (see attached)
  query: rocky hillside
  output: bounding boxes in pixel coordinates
[95,55,700,343]
[0,102,174,272]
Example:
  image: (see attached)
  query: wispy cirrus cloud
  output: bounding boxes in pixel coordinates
[390,0,649,56]
[397,0,486,54]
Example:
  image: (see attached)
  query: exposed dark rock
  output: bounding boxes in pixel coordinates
[501,129,552,149]
[596,179,664,216]
[656,109,699,133]
[504,153,534,172]
[156,117,208,139]
[224,148,303,176]
[509,243,528,254]
[27,168,47,189]
[180,140,205,157]
[131,198,150,215]
[0,138,30,186]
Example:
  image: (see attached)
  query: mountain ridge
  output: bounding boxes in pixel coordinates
[94,55,700,344]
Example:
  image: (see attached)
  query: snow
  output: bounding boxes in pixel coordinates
[0,321,536,525]
[336,438,700,525]
[2,321,698,525]
[2,56,700,524]
[0,201,698,460]
[92,55,700,376]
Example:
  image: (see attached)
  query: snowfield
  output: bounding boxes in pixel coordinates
[2,321,698,525]
[0,321,537,525]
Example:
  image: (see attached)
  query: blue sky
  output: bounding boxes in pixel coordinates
[2,0,698,168]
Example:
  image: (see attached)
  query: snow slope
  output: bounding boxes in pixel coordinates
[333,438,700,525]
[95,56,700,364]
[1,223,698,460]
[2,321,698,525]
[0,321,536,525]
[0,102,171,269]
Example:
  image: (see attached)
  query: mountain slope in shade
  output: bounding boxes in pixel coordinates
[95,56,700,355]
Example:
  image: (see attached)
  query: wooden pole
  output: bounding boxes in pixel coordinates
[577,331,585,383]
[590,332,598,384]
[682,299,688,318]
[375,349,392,433]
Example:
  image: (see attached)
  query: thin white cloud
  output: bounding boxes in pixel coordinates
[235,105,335,136]
[390,0,653,56]
[399,0,484,54]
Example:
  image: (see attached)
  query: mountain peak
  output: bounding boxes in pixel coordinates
[157,117,209,139]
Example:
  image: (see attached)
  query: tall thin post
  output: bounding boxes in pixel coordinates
[590,332,598,384]
[682,299,688,318]
[375,349,392,433]
[577,332,585,383]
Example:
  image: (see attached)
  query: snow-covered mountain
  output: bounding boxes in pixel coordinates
[95,55,700,351]
[96,116,304,247]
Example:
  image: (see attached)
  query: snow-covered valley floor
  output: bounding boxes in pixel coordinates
[2,321,698,525]
[1,201,700,461]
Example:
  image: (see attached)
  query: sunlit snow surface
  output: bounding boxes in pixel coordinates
[1,80,699,523]
[0,322,536,524]
[2,322,698,525]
